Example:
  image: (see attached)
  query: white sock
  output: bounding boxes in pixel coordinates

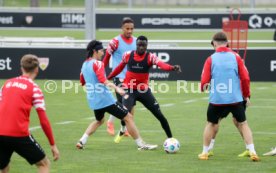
[108,115,115,123]
[120,125,126,133]
[246,144,256,154]
[245,144,249,150]
[80,133,89,145]
[135,138,144,146]
[208,139,215,151]
[203,146,209,154]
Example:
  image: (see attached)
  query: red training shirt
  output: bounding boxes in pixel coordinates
[108,51,174,90]
[80,58,107,86]
[201,47,250,98]
[102,34,134,67]
[0,75,55,145]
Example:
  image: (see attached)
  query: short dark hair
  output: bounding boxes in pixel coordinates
[20,54,39,73]
[211,32,228,46]
[86,40,103,58]
[122,17,134,26]
[212,32,228,42]
[137,35,148,43]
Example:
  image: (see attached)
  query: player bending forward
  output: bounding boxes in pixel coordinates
[76,40,157,151]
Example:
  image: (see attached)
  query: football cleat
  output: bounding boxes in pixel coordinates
[107,122,115,136]
[76,141,84,149]
[263,147,276,156]
[208,150,214,157]
[124,130,130,137]
[250,152,260,162]
[138,143,158,151]
[198,152,209,160]
[238,150,250,157]
[114,132,124,143]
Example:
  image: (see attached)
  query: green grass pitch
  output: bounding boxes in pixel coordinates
[1,80,275,173]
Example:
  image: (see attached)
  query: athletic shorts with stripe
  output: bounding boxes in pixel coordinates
[0,135,46,169]
[94,101,128,121]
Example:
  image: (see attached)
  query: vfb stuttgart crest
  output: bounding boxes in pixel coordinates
[25,16,33,24]
[38,57,49,71]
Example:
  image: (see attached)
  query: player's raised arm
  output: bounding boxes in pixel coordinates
[102,38,119,67]
[150,53,181,72]
[93,60,125,96]
[107,52,129,80]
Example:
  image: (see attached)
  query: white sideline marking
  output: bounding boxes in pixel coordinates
[83,117,96,120]
[97,129,163,133]
[30,120,77,132]
[138,103,175,111]
[161,103,175,107]
[201,97,209,100]
[255,87,269,90]
[183,99,197,103]
[55,121,75,125]
[29,126,41,131]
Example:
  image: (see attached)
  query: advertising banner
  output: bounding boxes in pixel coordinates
[1,12,276,29]
[0,48,275,81]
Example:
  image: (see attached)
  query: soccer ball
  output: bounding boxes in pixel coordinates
[163,138,180,154]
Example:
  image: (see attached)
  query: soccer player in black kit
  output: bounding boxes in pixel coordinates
[108,35,182,143]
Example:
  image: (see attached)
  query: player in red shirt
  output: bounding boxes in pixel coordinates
[198,32,259,161]
[108,35,181,143]
[202,40,252,158]
[102,17,136,136]
[76,40,157,151]
[0,55,59,173]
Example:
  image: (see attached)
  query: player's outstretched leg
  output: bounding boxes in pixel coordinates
[76,119,104,149]
[123,113,158,150]
[263,147,276,156]
[106,115,115,136]
[114,120,127,143]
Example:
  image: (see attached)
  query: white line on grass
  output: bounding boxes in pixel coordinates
[55,121,75,125]
[138,103,175,111]
[30,120,77,132]
[255,87,269,90]
[29,126,41,131]
[83,117,96,120]
[183,99,197,103]
[161,103,175,107]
